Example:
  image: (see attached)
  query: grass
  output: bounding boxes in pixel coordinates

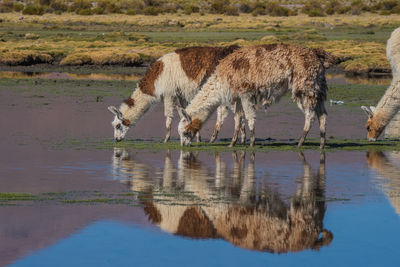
[45,137,400,152]
[327,82,388,106]
[0,13,399,74]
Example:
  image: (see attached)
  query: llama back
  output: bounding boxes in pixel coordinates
[215,44,329,106]
[146,46,239,100]
[387,27,400,78]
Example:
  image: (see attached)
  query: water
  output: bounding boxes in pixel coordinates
[1,70,399,266]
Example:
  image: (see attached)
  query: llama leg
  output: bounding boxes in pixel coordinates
[163,96,174,143]
[317,108,327,149]
[298,109,316,148]
[239,116,246,144]
[164,117,172,143]
[210,105,229,143]
[229,111,242,147]
[241,95,257,147]
[196,131,201,143]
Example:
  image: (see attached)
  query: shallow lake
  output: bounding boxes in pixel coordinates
[0,70,399,266]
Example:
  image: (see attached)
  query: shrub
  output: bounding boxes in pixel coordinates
[0,0,14,12]
[77,8,93,15]
[337,6,351,14]
[106,3,122,13]
[184,5,200,15]
[22,5,45,15]
[266,2,291,16]
[70,0,92,12]
[325,0,343,15]
[210,0,230,14]
[13,3,24,12]
[302,0,325,17]
[50,1,68,12]
[39,0,51,5]
[381,0,399,10]
[143,6,160,15]
[92,7,104,14]
[126,8,136,15]
[225,5,239,16]
[239,1,252,13]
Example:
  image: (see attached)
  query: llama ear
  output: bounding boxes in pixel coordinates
[108,106,123,120]
[361,106,373,118]
[177,107,191,122]
[370,106,377,113]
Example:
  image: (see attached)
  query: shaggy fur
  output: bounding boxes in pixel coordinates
[108,45,240,143]
[362,27,400,140]
[179,44,336,148]
[112,149,332,253]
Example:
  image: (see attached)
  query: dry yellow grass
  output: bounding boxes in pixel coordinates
[2,13,400,29]
[60,50,143,66]
[0,13,398,73]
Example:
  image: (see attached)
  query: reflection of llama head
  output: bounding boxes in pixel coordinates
[366,150,400,216]
[111,149,332,253]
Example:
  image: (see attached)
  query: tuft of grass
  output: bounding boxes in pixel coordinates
[60,50,143,66]
[45,137,400,152]
[0,192,37,201]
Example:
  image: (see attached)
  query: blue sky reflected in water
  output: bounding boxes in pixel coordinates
[10,199,399,267]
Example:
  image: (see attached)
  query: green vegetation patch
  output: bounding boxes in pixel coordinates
[328,82,388,106]
[45,137,400,152]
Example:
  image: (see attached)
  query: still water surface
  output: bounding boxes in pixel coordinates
[2,148,400,266]
[0,70,399,266]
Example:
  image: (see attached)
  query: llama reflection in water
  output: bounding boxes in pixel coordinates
[112,149,333,253]
[366,150,400,216]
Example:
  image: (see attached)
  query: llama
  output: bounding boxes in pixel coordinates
[361,27,400,141]
[111,149,332,253]
[177,44,338,148]
[108,45,241,143]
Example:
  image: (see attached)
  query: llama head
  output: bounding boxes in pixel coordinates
[177,107,195,146]
[108,106,130,142]
[361,106,384,141]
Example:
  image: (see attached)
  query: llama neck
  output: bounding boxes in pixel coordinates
[374,79,400,126]
[119,87,157,126]
[185,76,226,128]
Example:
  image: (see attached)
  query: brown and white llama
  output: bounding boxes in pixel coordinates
[177,44,338,148]
[112,149,332,253]
[107,45,242,143]
[361,27,400,141]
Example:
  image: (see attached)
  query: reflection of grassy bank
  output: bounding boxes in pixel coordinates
[0,78,137,100]
[0,13,399,74]
[0,191,141,206]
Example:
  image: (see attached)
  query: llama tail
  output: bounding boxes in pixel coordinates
[312,48,344,69]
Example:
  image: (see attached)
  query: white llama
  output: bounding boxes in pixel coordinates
[361,27,400,140]
[108,46,243,143]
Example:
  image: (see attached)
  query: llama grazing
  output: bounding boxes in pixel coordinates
[178,44,338,148]
[108,45,242,143]
[361,27,400,141]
